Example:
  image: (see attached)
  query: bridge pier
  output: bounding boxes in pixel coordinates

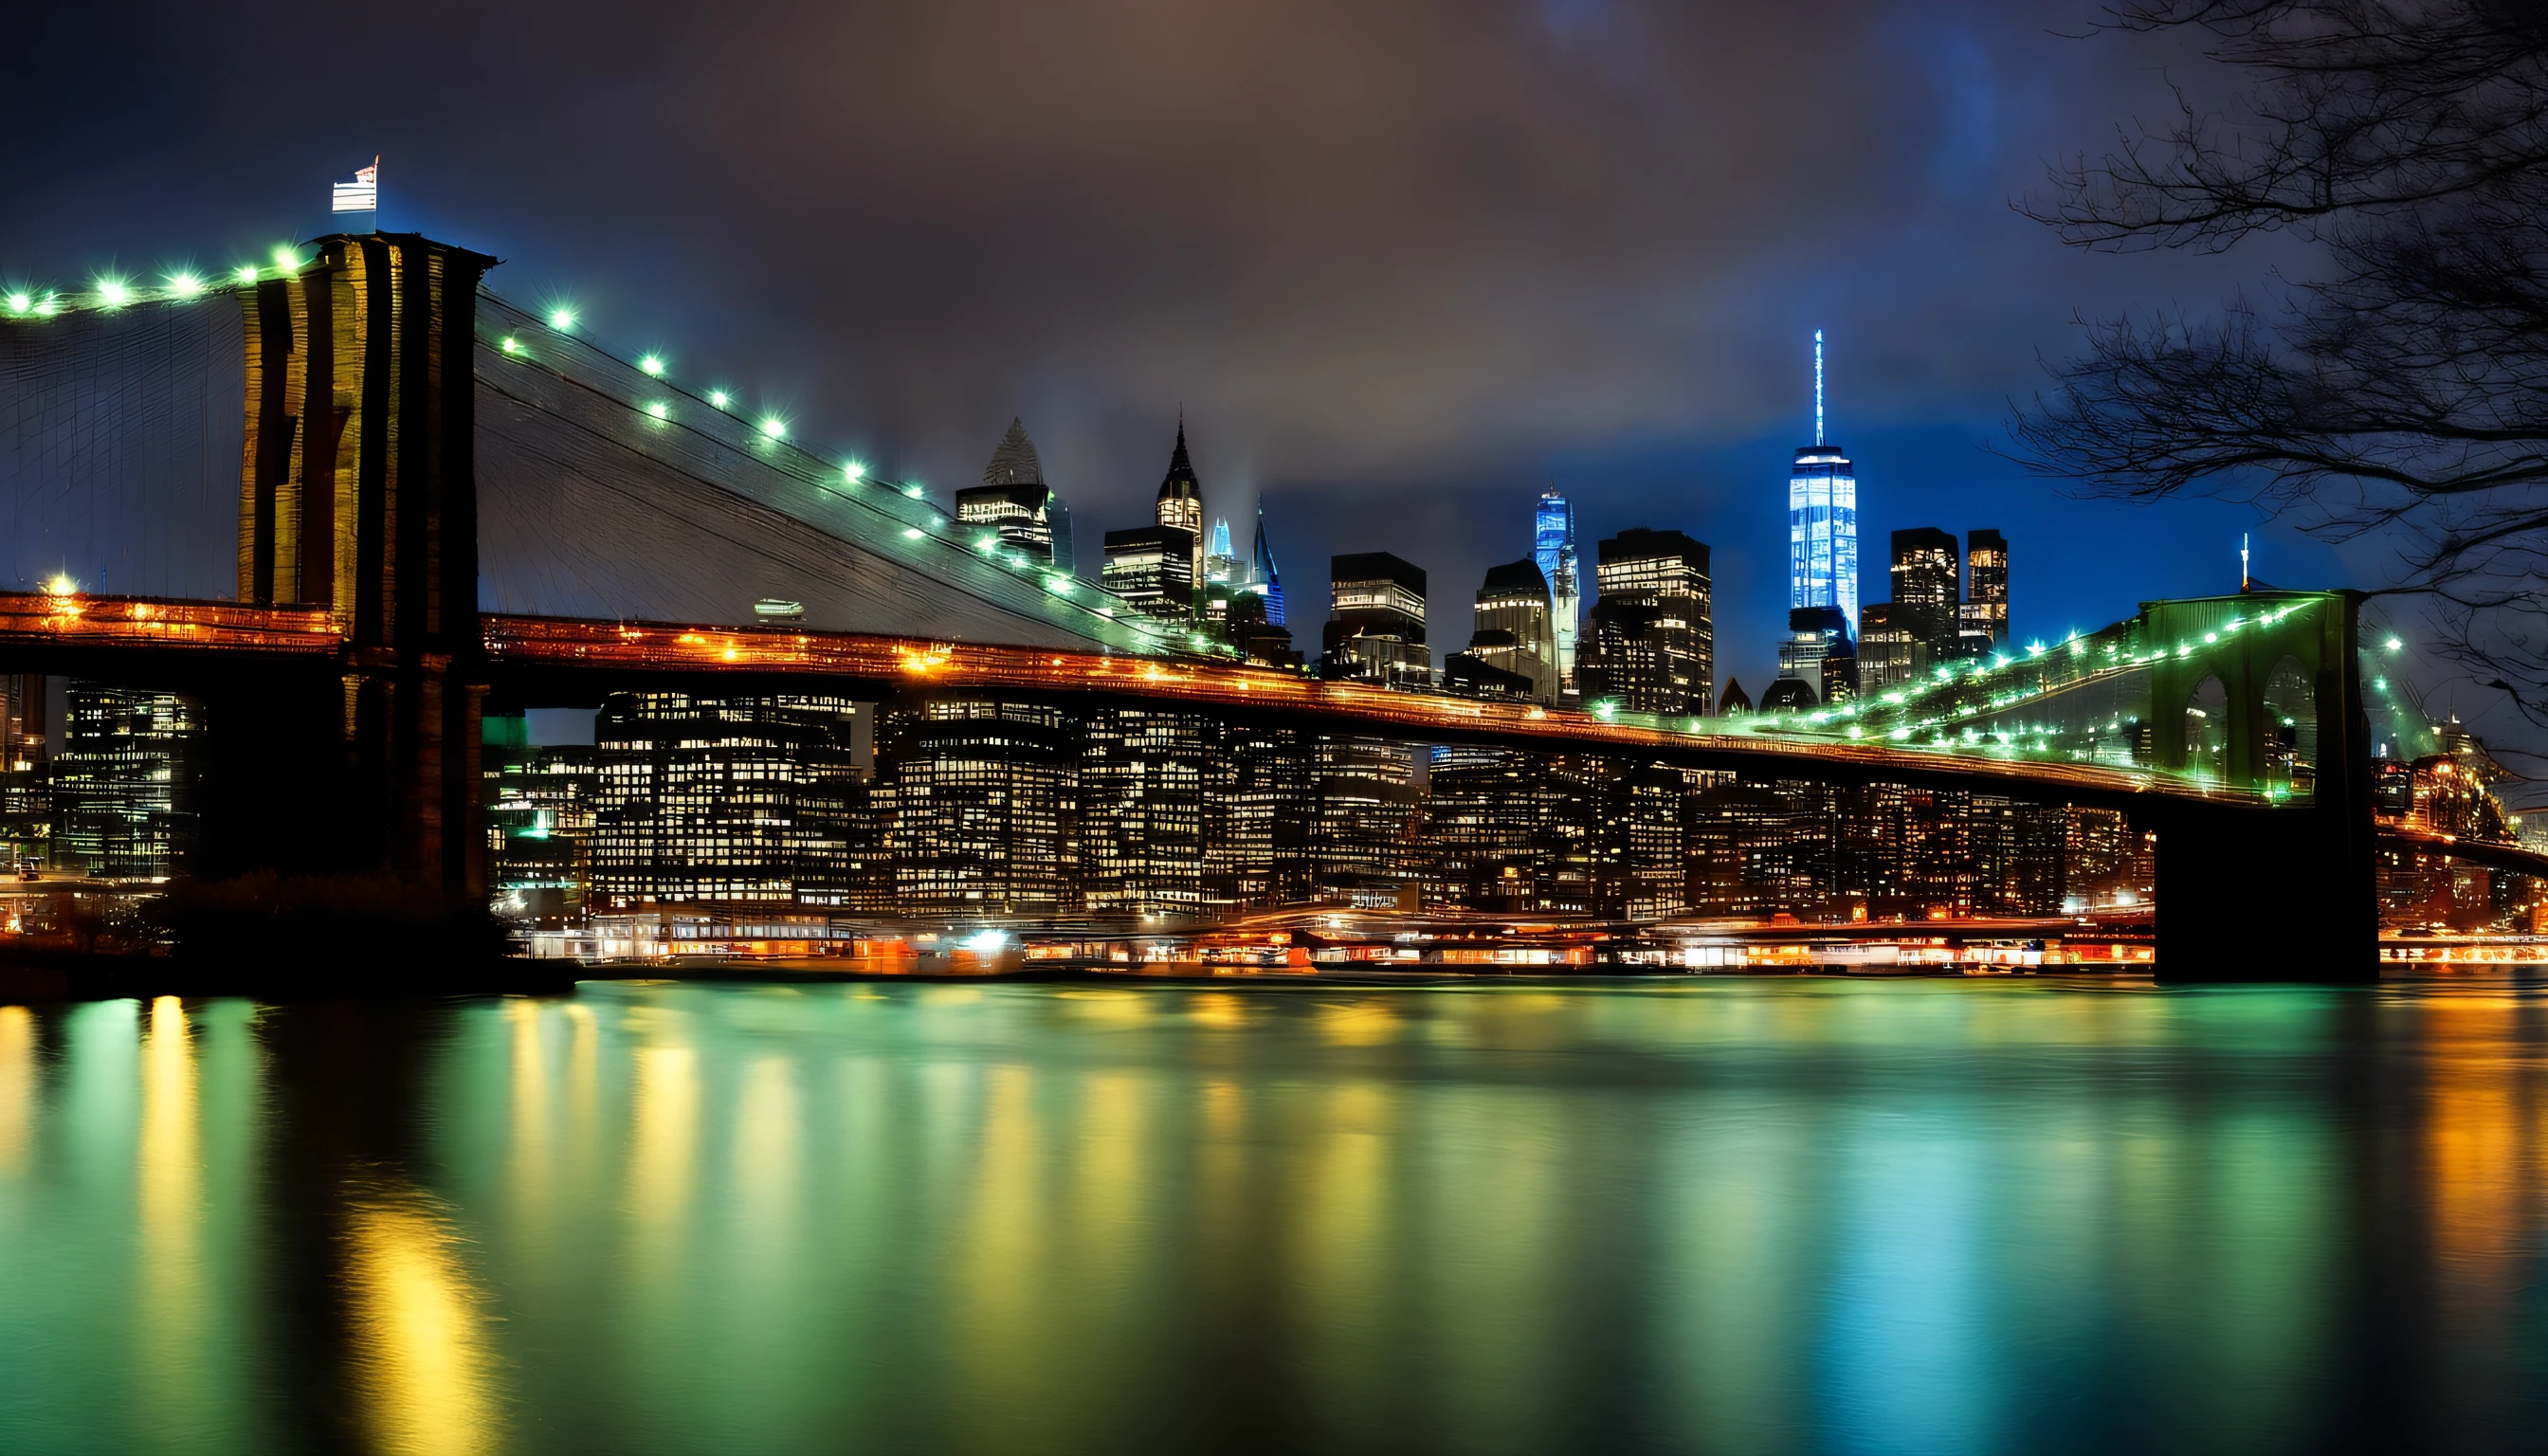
[234,232,497,902]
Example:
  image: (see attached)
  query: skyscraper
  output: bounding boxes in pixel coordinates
[1789,331,1860,630]
[1322,552,1430,687]
[1249,504,1286,627]
[1101,526,1197,620]
[1156,416,1206,603]
[1535,492,1582,691]
[1960,530,2010,652]
[1202,517,1242,625]
[957,418,1073,571]
[1888,527,1961,667]
[1579,527,1714,715]
[1469,558,1559,701]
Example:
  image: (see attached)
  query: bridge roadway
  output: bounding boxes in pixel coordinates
[0,589,2253,810]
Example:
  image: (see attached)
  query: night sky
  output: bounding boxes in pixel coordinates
[9,1,2484,719]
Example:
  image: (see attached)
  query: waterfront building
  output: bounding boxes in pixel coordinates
[1718,677,1754,716]
[1080,705,1209,917]
[1,674,49,871]
[1312,736,1424,907]
[1959,529,2010,653]
[590,693,861,908]
[1470,558,1559,701]
[1156,418,1207,607]
[1856,603,1920,693]
[1204,720,1316,909]
[1535,491,1583,692]
[483,712,600,925]
[48,682,199,880]
[873,696,1078,916]
[956,417,1073,570]
[1203,720,1317,910]
[1889,526,1961,665]
[1322,552,1431,687]
[1101,526,1197,621]
[1579,527,1713,715]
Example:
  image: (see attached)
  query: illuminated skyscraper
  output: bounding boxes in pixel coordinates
[957,417,1073,570]
[1888,526,1961,665]
[1156,415,1206,608]
[1249,504,1286,627]
[1789,331,1859,630]
[1580,527,1713,715]
[1469,558,1558,701]
[1535,492,1582,690]
[1959,529,2010,653]
[1202,517,1242,625]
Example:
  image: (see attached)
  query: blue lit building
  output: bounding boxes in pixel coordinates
[1788,331,1859,631]
[1249,505,1286,627]
[1534,491,1581,691]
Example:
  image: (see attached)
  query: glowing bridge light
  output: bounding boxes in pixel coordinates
[707,390,731,410]
[500,337,520,354]
[639,354,664,376]
[1045,575,1074,594]
[5,293,27,314]
[2385,637,2404,651]
[96,278,130,306]
[2204,631,2218,644]
[843,461,865,482]
[645,401,668,420]
[165,271,203,298]
[44,573,77,596]
[903,484,925,500]
[548,307,576,331]
[758,416,786,439]
[902,527,923,539]
[271,246,300,272]
[235,264,260,283]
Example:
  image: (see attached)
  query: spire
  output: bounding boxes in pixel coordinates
[1157,413,1201,502]
[1813,329,1825,447]
[981,416,1044,487]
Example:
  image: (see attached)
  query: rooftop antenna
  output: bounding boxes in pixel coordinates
[2241,532,2251,592]
[1813,329,1825,446]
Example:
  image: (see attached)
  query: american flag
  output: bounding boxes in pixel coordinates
[331,159,379,213]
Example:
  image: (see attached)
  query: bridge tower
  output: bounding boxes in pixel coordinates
[227,233,499,899]
[2138,592,2380,981]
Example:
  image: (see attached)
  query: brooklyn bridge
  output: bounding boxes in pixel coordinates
[3,234,2533,979]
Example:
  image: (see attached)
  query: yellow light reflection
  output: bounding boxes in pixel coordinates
[628,1044,699,1237]
[343,1186,507,1456]
[137,997,206,1425]
[0,1004,31,1173]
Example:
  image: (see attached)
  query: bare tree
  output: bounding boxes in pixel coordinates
[2013,0,2548,720]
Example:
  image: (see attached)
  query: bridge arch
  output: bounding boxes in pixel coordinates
[2182,675,2229,784]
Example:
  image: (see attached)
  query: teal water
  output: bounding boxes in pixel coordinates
[1,976,2544,1454]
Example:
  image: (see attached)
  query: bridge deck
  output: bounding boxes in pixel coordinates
[473,613,2254,806]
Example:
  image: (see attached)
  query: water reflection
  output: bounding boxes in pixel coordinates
[341,1180,506,1455]
[1,977,2546,1453]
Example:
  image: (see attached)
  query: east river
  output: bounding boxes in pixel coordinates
[2,975,2545,1454]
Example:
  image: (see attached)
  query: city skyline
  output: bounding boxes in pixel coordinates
[6,1,2489,737]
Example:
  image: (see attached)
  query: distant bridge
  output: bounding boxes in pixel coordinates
[0,231,2512,978]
